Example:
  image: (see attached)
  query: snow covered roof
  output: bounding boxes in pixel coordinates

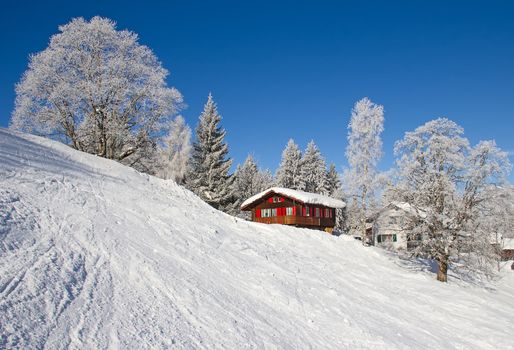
[241,187,346,210]
[379,201,427,218]
[503,238,514,250]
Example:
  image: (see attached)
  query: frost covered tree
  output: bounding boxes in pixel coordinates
[299,141,329,194]
[326,163,341,197]
[345,98,384,243]
[158,116,191,184]
[232,155,274,219]
[325,163,346,231]
[10,17,182,172]
[391,118,511,282]
[186,94,234,212]
[275,139,302,190]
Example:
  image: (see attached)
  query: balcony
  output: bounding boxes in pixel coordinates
[253,216,334,228]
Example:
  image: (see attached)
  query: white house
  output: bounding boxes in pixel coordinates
[372,201,425,251]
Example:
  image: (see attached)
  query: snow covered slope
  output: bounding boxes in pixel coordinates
[1,128,513,349]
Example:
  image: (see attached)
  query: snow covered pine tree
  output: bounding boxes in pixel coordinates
[186,94,234,212]
[299,141,329,195]
[275,139,302,190]
[10,17,183,173]
[326,163,342,197]
[233,155,274,219]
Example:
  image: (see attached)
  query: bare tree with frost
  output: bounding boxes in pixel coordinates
[158,116,191,184]
[10,16,182,172]
[391,119,511,282]
[345,98,384,244]
[186,94,234,212]
[276,139,302,190]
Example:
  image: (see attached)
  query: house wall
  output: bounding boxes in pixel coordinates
[248,193,336,230]
[372,208,408,250]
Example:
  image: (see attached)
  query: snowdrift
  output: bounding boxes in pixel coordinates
[1,128,513,349]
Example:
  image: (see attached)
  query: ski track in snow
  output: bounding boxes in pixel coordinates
[1,128,513,349]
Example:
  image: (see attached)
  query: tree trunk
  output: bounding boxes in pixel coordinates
[361,185,368,245]
[437,256,448,282]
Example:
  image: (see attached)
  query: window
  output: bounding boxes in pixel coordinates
[271,208,277,217]
[304,206,310,216]
[315,208,320,217]
[262,209,271,218]
[377,234,398,243]
[286,207,293,216]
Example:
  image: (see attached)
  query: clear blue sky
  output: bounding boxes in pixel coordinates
[1,1,513,181]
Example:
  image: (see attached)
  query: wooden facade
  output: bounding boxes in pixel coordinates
[241,191,338,233]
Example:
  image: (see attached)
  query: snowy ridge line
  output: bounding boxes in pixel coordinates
[241,187,346,210]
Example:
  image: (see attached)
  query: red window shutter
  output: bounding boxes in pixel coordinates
[280,197,285,202]
[255,209,261,218]
[302,207,306,216]
[293,206,296,216]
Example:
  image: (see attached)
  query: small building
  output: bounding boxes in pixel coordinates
[240,187,345,233]
[372,201,426,251]
[501,238,514,261]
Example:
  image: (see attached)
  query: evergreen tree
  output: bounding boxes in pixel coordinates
[233,155,273,219]
[275,139,302,190]
[299,141,328,194]
[186,94,234,212]
[326,163,341,197]
[158,116,191,184]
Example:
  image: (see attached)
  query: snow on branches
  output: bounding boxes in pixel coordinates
[186,94,234,212]
[344,97,385,243]
[391,118,512,282]
[11,16,182,172]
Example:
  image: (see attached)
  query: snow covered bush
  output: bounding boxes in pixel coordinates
[10,16,182,172]
[390,118,511,282]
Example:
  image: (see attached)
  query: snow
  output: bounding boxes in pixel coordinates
[241,187,346,210]
[503,238,514,250]
[387,201,427,218]
[1,128,514,349]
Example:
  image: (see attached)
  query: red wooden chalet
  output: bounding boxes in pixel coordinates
[240,187,345,233]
